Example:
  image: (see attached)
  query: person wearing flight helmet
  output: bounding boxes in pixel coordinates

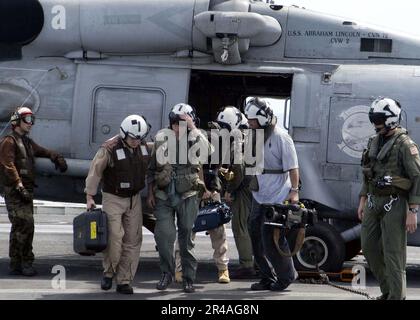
[359,97,420,300]
[216,106,257,279]
[85,114,151,294]
[173,106,239,285]
[0,106,67,277]
[147,103,212,293]
[244,97,300,292]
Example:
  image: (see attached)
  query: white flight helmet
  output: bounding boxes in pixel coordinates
[119,115,151,140]
[169,103,200,127]
[216,106,242,131]
[239,112,249,129]
[368,97,402,130]
[11,106,35,127]
[244,97,273,128]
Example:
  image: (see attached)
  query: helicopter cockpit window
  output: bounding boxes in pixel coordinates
[360,38,392,53]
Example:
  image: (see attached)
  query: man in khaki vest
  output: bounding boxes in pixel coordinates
[0,106,67,276]
[85,115,151,294]
[358,98,420,300]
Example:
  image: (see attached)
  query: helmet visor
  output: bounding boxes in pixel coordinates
[368,113,386,125]
[216,121,231,131]
[21,114,35,125]
[127,133,142,140]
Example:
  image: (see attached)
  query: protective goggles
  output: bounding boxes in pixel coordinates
[21,114,35,125]
[127,132,143,140]
[368,113,386,125]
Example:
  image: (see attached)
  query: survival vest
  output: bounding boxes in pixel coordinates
[102,136,147,198]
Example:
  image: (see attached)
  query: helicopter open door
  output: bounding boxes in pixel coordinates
[188,70,293,125]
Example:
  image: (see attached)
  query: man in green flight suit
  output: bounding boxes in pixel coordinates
[147,103,212,293]
[358,97,420,300]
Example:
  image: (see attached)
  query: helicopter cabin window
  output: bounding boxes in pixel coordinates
[360,38,392,53]
[245,97,290,131]
[92,87,164,143]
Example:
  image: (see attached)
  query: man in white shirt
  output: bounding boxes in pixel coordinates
[244,97,300,291]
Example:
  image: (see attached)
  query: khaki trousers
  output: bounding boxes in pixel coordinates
[102,192,143,285]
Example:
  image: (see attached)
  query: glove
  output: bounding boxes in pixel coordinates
[52,153,68,173]
[17,186,32,203]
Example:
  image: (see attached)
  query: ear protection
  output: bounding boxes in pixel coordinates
[245,97,273,127]
[10,107,35,128]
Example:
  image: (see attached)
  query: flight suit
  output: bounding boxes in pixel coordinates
[148,128,211,283]
[85,135,147,285]
[360,127,420,300]
[174,189,229,280]
[224,134,254,271]
[174,127,230,277]
[0,131,66,272]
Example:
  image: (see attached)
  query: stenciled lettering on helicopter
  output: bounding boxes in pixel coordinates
[51,5,66,30]
[338,105,375,158]
[288,29,362,45]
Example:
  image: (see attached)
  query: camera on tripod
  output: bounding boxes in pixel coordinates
[262,203,317,229]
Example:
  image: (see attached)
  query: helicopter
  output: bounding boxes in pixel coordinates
[1,0,420,272]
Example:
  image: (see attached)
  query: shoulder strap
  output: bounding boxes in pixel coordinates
[262,168,285,174]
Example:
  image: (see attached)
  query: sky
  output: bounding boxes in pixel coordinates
[276,0,420,37]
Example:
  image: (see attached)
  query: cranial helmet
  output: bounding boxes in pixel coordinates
[368,97,402,130]
[244,97,273,128]
[119,115,151,140]
[216,106,242,131]
[239,112,249,129]
[11,106,35,128]
[168,103,200,127]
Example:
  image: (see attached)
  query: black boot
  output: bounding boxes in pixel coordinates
[9,266,22,276]
[21,264,37,277]
[156,272,172,290]
[101,277,113,290]
[269,280,290,291]
[182,280,195,293]
[251,278,273,291]
[116,284,134,294]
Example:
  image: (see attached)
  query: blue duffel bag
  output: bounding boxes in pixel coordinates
[193,201,232,233]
